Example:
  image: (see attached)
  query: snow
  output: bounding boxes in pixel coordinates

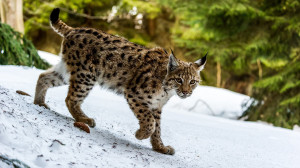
[38,51,60,66]
[166,86,250,119]
[0,52,299,167]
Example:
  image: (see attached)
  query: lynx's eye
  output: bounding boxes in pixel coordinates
[175,78,183,84]
[190,80,197,85]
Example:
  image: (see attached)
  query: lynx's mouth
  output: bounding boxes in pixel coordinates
[176,90,192,99]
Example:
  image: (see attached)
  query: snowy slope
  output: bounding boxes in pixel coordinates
[0,65,300,168]
[37,51,60,66]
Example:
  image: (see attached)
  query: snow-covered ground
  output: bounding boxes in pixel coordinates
[37,51,60,66]
[0,52,299,168]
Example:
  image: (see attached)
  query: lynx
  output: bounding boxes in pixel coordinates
[34,8,207,155]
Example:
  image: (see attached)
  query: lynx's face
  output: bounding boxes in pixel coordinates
[165,52,207,99]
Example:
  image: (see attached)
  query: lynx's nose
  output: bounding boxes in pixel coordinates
[182,91,188,95]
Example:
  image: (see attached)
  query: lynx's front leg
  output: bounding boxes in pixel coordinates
[132,106,156,140]
[151,109,175,155]
[125,93,156,140]
[125,92,174,154]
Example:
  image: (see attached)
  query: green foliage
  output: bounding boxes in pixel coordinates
[244,57,300,128]
[23,0,115,33]
[158,0,300,128]
[0,22,49,69]
[120,0,161,18]
[23,0,160,51]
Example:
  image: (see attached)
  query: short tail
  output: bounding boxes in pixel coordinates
[50,8,72,37]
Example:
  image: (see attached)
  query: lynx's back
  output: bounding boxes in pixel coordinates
[61,27,169,94]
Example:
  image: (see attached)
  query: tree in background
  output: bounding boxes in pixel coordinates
[158,0,300,128]
[0,22,50,69]
[0,0,24,33]
[241,0,300,128]
[23,0,168,54]
[0,0,49,69]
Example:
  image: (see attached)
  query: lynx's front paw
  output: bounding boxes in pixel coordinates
[153,145,175,155]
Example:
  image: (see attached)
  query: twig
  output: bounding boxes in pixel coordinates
[38,0,108,20]
[188,99,216,116]
[50,139,66,147]
[23,15,52,29]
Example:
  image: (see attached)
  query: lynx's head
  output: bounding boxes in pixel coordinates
[164,51,207,99]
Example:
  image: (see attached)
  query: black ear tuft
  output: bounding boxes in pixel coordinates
[50,8,60,23]
[195,52,207,70]
[200,52,207,65]
[170,48,174,55]
[163,48,168,54]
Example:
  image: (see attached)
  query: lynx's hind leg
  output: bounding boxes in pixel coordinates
[65,71,97,127]
[34,60,69,109]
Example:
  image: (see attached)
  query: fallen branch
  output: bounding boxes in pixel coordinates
[188,99,216,116]
[16,90,31,96]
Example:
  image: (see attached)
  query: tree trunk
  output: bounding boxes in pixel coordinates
[147,18,156,38]
[257,59,262,79]
[0,0,24,33]
[216,62,221,87]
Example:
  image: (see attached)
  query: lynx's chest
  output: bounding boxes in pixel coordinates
[148,89,176,110]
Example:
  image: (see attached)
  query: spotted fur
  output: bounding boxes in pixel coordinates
[34,8,207,155]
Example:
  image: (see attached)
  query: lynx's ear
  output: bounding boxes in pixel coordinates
[195,52,207,71]
[168,49,178,72]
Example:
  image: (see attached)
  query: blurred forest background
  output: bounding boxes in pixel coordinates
[0,0,299,128]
